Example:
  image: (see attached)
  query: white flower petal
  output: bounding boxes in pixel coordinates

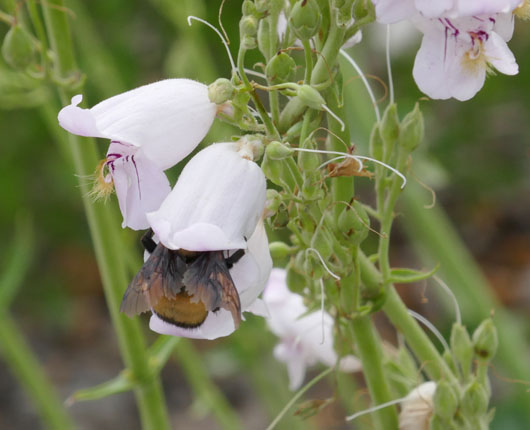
[372,0,417,24]
[58,79,216,170]
[485,31,519,75]
[108,142,171,230]
[147,143,266,251]
[149,309,236,340]
[231,221,272,310]
[274,343,307,391]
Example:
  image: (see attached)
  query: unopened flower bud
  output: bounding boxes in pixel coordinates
[472,319,498,361]
[451,323,473,377]
[399,102,424,153]
[242,0,256,16]
[266,141,294,160]
[380,103,400,148]
[289,0,321,40]
[338,201,369,244]
[240,15,258,38]
[297,85,325,110]
[254,0,270,14]
[286,265,306,293]
[369,123,384,160]
[265,189,282,215]
[2,25,36,70]
[269,241,292,259]
[257,19,272,58]
[461,380,489,416]
[261,153,286,186]
[266,52,296,84]
[353,0,375,21]
[208,78,235,104]
[433,379,459,420]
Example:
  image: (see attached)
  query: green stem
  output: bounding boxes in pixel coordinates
[237,47,279,139]
[278,9,346,132]
[41,1,170,428]
[174,340,242,430]
[26,0,50,76]
[302,39,313,84]
[359,253,456,383]
[350,316,398,430]
[401,184,530,387]
[0,312,73,429]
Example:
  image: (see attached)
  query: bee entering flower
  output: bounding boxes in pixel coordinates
[121,141,271,340]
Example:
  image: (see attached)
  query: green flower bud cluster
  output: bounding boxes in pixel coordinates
[208,78,235,104]
[2,25,36,70]
[427,321,498,429]
[266,53,296,84]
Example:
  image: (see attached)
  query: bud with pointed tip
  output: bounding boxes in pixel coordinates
[399,102,424,152]
[461,380,489,416]
[369,123,384,160]
[380,103,400,148]
[433,379,459,420]
[266,141,294,160]
[451,323,473,377]
[298,85,325,110]
[472,319,498,361]
[2,25,36,70]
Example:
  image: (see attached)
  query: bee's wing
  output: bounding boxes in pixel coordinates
[120,244,186,317]
[183,251,242,328]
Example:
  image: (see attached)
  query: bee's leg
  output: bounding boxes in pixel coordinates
[141,228,157,254]
[225,249,245,269]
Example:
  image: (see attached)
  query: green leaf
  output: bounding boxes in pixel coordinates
[388,263,440,284]
[65,370,134,405]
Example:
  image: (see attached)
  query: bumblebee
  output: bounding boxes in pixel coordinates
[120,230,245,329]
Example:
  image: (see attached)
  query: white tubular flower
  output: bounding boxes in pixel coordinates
[399,382,436,430]
[147,142,266,252]
[149,220,272,340]
[263,269,361,391]
[412,14,518,100]
[58,79,217,230]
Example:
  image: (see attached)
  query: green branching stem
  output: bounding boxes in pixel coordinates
[359,252,457,383]
[26,0,50,75]
[237,46,280,139]
[41,1,170,428]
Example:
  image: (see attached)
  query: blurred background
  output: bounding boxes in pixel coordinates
[0,0,529,429]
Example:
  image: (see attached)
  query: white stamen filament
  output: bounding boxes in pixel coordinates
[339,49,381,122]
[244,68,267,80]
[294,148,407,188]
[305,247,341,281]
[321,104,345,131]
[386,25,395,105]
[408,309,450,352]
[433,276,462,325]
[345,396,406,421]
[187,16,236,74]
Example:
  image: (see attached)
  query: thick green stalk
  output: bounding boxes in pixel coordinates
[174,340,242,430]
[359,253,456,383]
[350,315,399,430]
[279,9,346,132]
[41,1,170,428]
[401,184,530,386]
[0,313,73,429]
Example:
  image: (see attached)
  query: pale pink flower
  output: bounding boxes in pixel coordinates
[58,79,217,229]
[263,269,361,390]
[412,14,518,100]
